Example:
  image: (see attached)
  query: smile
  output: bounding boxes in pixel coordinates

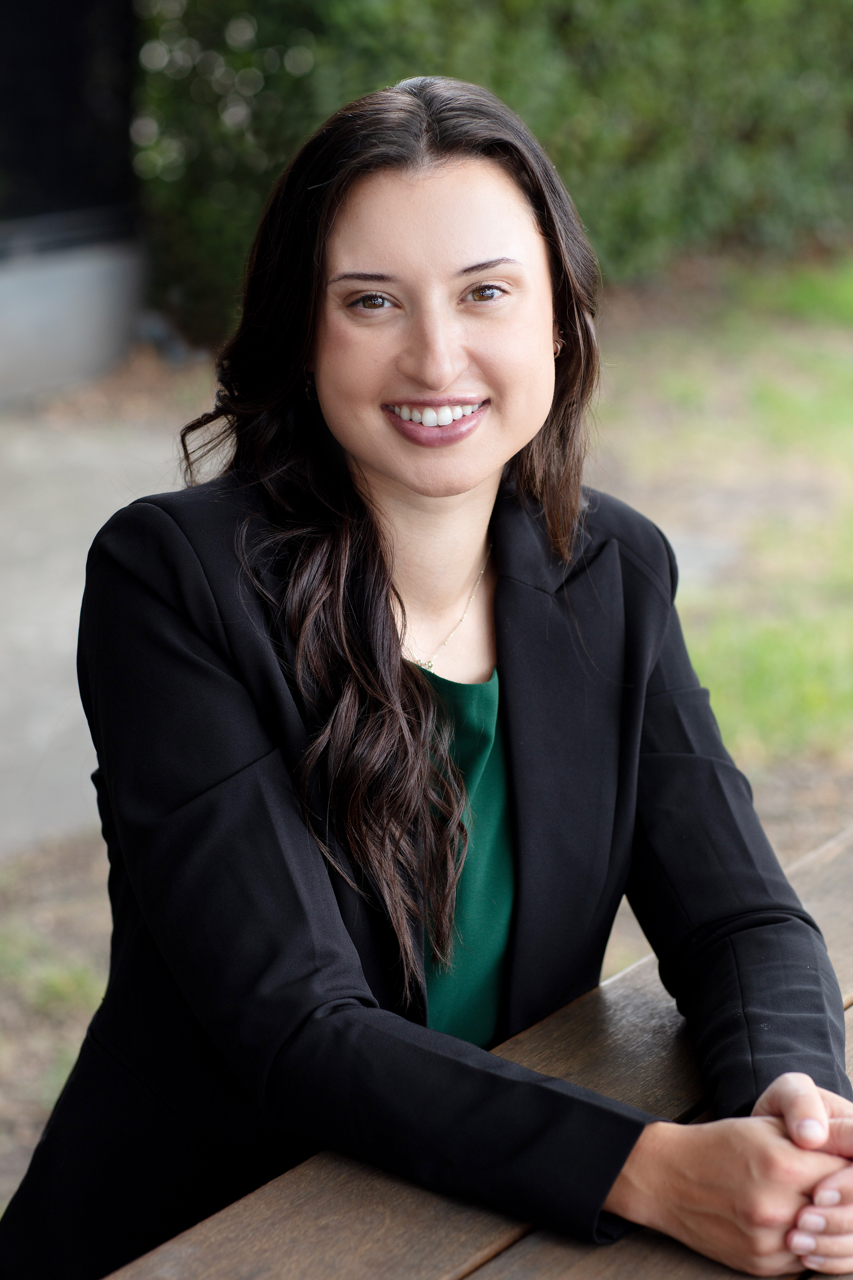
[382,400,489,448]
[391,402,484,426]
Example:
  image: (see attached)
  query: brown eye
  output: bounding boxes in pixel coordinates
[470,284,500,302]
[357,294,387,310]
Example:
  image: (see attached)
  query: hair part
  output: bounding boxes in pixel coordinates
[181,77,600,1001]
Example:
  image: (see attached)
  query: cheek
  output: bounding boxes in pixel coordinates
[491,325,555,428]
[316,320,394,418]
[489,291,554,388]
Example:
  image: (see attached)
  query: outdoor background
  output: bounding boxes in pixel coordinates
[1,0,852,1213]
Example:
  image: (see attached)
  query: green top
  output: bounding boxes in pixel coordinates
[423,667,515,1048]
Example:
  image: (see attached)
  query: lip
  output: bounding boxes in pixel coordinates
[382,400,489,449]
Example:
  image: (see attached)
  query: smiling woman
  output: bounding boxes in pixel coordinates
[1,78,853,1280]
[313,159,559,685]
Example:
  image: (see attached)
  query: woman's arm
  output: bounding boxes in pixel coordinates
[626,601,850,1113]
[608,527,853,1271]
[77,496,650,1242]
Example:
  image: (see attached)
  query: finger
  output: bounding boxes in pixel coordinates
[802,1258,853,1275]
[818,1118,853,1158]
[790,1227,853,1258]
[753,1072,830,1148]
[799,1238,853,1259]
[817,1088,853,1121]
[799,1203,853,1236]
[813,1163,853,1207]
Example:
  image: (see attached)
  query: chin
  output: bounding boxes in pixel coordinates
[399,460,501,499]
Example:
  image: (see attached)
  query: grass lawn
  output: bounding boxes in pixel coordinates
[593,253,853,769]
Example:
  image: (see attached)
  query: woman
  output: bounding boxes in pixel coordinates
[1,77,852,1279]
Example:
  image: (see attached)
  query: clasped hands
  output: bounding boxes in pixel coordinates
[605,1072,853,1275]
[750,1073,853,1274]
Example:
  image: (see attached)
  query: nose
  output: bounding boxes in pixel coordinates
[395,303,469,391]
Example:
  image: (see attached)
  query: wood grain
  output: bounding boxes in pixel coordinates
[107,1151,526,1280]
[470,1227,740,1280]
[109,839,853,1280]
[494,957,702,1120]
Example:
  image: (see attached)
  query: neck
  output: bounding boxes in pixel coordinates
[351,462,501,679]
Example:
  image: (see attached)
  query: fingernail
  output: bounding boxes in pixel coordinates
[814,1189,842,1207]
[790,1233,817,1253]
[803,1259,825,1269]
[798,1212,827,1232]
[796,1118,826,1143]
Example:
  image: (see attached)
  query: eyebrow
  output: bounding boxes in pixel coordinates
[327,257,521,286]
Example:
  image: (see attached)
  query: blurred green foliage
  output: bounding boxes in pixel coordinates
[133,0,853,345]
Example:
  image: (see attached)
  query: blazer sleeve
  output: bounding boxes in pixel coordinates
[625,544,851,1117]
[78,499,648,1244]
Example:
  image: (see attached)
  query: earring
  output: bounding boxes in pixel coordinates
[304,371,318,401]
[553,336,564,358]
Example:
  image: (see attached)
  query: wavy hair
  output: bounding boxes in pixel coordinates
[181,77,600,998]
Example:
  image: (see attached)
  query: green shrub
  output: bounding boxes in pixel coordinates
[133,0,853,345]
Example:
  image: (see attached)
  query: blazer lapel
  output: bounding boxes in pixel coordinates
[492,492,627,1036]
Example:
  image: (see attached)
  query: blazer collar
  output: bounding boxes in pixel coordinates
[491,484,594,595]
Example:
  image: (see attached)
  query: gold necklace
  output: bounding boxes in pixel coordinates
[404,545,491,673]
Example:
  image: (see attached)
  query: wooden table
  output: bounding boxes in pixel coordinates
[111,824,853,1280]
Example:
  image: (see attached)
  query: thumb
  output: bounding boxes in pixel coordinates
[752,1072,829,1149]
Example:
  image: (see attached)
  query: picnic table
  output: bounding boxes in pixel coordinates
[110,824,853,1280]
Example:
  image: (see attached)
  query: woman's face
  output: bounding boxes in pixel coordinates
[313,158,558,501]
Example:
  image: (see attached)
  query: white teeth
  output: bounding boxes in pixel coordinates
[393,401,482,423]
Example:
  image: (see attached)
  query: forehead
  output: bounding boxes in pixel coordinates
[324,158,545,278]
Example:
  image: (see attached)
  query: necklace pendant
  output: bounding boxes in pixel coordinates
[419,658,434,672]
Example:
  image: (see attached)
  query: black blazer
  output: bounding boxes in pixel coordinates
[1,477,849,1280]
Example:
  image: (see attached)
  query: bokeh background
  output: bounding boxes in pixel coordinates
[1,0,852,1214]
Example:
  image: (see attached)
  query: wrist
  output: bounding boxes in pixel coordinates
[603,1121,684,1232]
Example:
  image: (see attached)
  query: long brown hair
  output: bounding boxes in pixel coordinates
[182,77,600,998]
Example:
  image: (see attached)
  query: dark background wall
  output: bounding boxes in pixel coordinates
[0,0,135,227]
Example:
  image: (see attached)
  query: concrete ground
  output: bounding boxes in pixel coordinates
[0,347,213,860]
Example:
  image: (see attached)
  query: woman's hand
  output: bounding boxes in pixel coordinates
[752,1073,853,1273]
[603,1116,848,1276]
[790,1153,853,1274]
